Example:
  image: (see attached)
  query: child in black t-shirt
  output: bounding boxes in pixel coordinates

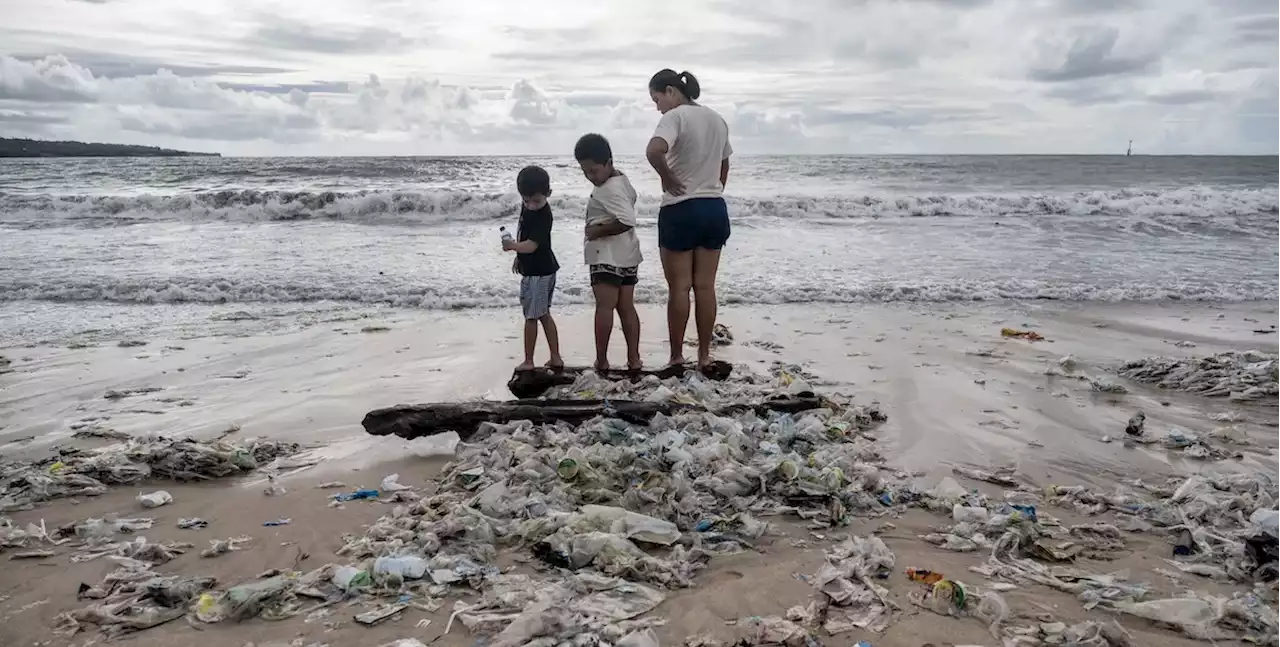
[503,165,563,370]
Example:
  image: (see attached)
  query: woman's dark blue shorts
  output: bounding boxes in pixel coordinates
[657,197,731,252]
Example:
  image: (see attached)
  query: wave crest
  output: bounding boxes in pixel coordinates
[1,186,1275,227]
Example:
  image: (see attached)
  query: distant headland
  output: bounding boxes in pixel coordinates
[0,138,220,158]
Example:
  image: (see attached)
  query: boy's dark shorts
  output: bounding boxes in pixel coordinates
[590,264,638,287]
[657,197,731,252]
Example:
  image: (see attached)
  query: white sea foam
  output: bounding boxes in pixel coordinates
[0,186,1276,227]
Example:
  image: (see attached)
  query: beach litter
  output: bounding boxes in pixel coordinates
[45,364,891,641]
[200,536,252,558]
[1001,327,1046,342]
[805,535,900,634]
[18,353,1279,645]
[0,435,301,513]
[262,473,287,496]
[1124,411,1145,437]
[1,517,58,551]
[1118,350,1279,400]
[712,322,734,346]
[952,465,1018,487]
[54,562,216,638]
[136,490,172,508]
[103,386,163,400]
[1089,378,1128,394]
[333,489,379,502]
[380,473,411,492]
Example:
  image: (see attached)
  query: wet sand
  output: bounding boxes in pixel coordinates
[1,301,1276,646]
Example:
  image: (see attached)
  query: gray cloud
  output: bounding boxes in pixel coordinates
[218,81,351,94]
[10,51,295,79]
[250,20,419,55]
[1233,15,1279,42]
[1029,27,1161,82]
[0,0,1275,154]
[1054,0,1147,13]
[0,56,97,102]
[116,109,320,142]
[1146,89,1219,105]
[0,107,69,124]
[1042,83,1126,105]
[561,92,628,108]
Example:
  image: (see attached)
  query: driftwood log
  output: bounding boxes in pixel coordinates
[362,396,827,440]
[507,360,733,399]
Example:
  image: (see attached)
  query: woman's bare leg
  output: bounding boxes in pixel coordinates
[660,248,693,366]
[691,247,722,369]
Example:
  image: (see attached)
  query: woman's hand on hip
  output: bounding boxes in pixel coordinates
[661,175,687,196]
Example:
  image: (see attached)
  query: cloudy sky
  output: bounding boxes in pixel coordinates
[0,0,1275,156]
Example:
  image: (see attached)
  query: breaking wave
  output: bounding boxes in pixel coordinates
[1,186,1276,228]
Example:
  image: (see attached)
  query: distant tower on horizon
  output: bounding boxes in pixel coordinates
[1126,140,1133,156]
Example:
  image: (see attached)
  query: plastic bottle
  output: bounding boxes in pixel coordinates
[332,566,372,591]
[952,504,990,523]
[500,226,514,244]
[374,555,429,579]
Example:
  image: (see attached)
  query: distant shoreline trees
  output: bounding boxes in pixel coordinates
[0,138,220,158]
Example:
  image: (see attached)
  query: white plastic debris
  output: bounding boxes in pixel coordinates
[373,555,429,579]
[953,504,990,524]
[380,473,411,492]
[136,491,173,508]
[1250,509,1278,539]
[931,477,969,503]
[572,505,681,546]
[199,536,251,558]
[616,628,660,647]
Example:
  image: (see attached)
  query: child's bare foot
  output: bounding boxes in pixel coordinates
[696,352,713,371]
[627,361,643,372]
[515,361,535,371]
[593,360,610,372]
[665,356,687,370]
[545,358,564,371]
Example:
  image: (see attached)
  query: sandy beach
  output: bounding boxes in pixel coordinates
[1,300,1277,647]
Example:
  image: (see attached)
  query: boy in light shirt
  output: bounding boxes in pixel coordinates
[573,133,642,371]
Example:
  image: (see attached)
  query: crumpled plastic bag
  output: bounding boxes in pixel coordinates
[570,505,681,545]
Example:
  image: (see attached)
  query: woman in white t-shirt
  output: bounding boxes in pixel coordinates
[645,68,733,370]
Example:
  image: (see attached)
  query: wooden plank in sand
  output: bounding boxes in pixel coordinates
[506,360,733,398]
[361,395,826,440]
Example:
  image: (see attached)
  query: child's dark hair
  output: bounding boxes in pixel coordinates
[516,165,551,198]
[648,69,701,101]
[573,133,612,165]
